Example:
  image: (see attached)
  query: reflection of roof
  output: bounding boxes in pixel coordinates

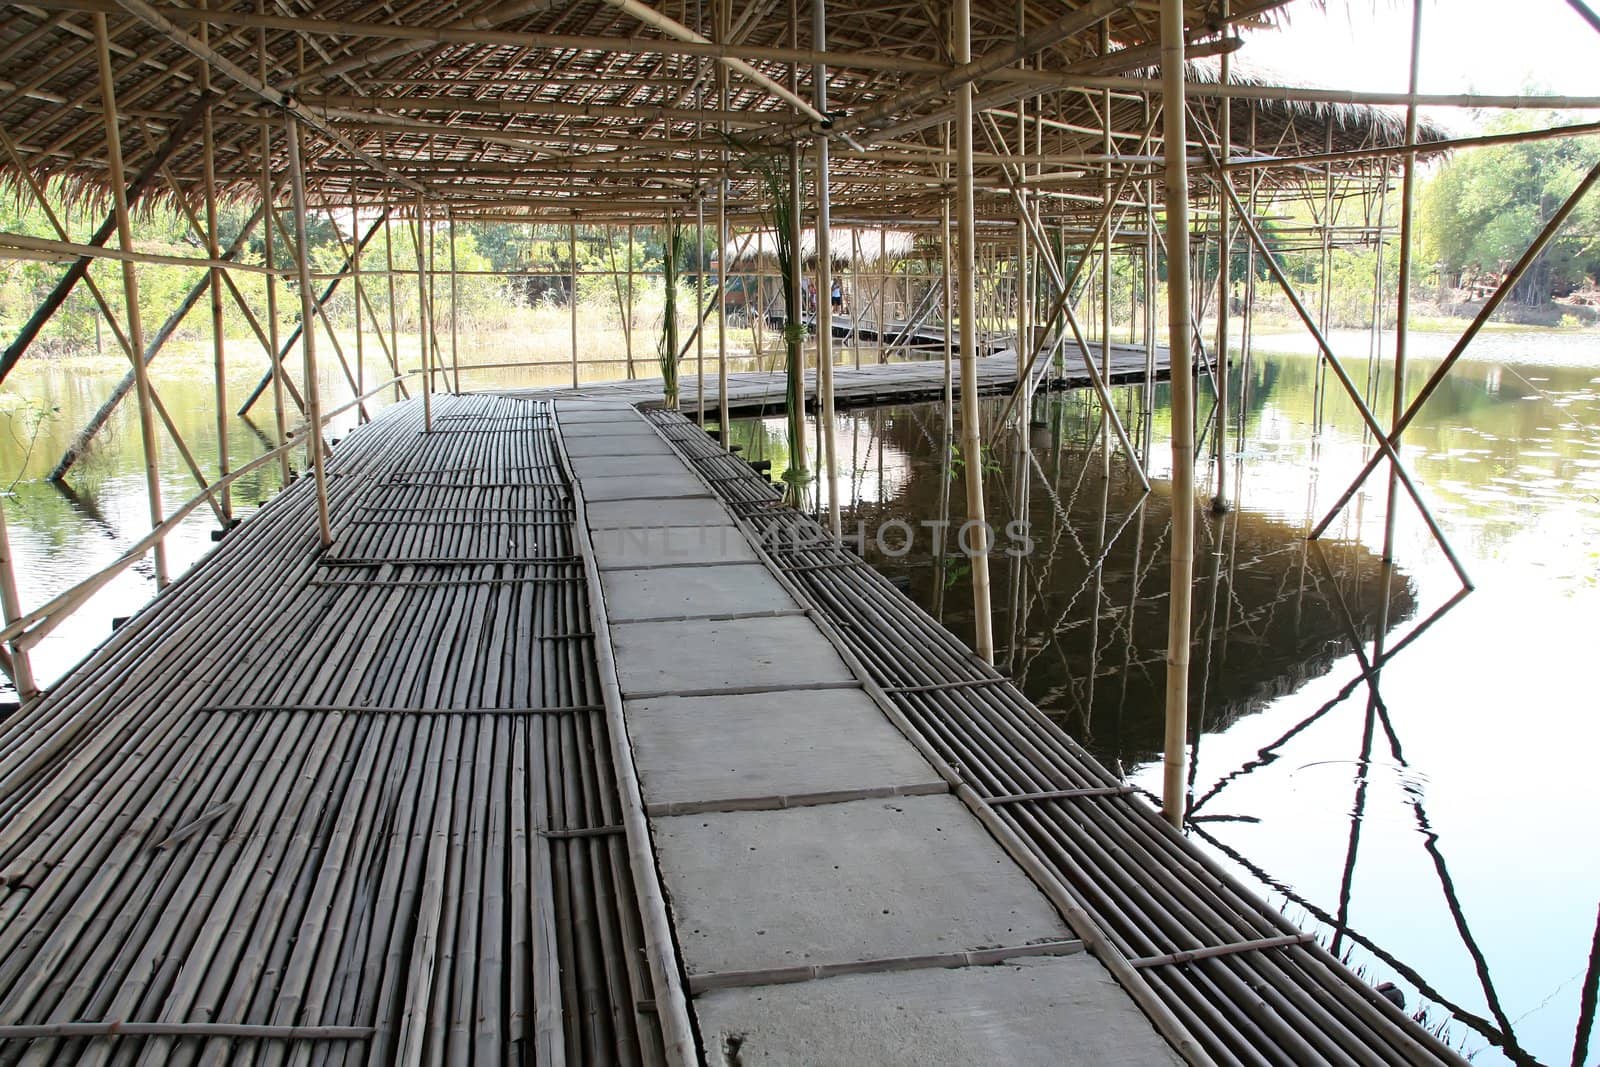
[0,0,1438,226]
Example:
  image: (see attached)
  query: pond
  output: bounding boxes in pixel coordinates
[729,333,1600,1067]
[1,328,1597,1065]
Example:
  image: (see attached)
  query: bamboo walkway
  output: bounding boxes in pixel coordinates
[0,379,1466,1066]
[526,343,1165,417]
[0,396,674,1066]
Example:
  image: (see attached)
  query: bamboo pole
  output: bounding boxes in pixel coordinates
[1015,5,1031,391]
[1159,0,1195,827]
[954,0,994,664]
[695,196,706,425]
[259,85,290,485]
[1100,19,1113,469]
[569,222,579,390]
[941,127,954,436]
[876,228,886,364]
[1384,0,1424,563]
[626,224,636,379]
[1212,0,1232,513]
[718,183,731,447]
[93,12,167,588]
[386,203,402,402]
[237,212,389,417]
[449,209,461,393]
[814,0,840,538]
[0,502,37,701]
[786,140,809,482]
[353,191,366,417]
[417,199,432,431]
[0,98,208,387]
[284,115,332,550]
[197,26,231,521]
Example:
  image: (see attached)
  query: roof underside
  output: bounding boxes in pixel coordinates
[0,0,1437,226]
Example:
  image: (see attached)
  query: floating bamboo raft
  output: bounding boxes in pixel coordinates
[0,396,667,1066]
[647,409,1467,1067]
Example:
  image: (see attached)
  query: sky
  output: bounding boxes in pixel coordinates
[1235,0,1600,133]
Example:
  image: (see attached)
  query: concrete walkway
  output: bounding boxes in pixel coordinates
[559,399,1182,1065]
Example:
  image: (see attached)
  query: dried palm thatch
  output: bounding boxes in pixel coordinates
[0,0,1446,231]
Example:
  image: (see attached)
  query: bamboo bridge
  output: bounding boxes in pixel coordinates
[3,0,1588,1060]
[0,385,1466,1065]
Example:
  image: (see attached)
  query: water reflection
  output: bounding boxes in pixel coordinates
[733,341,1600,1067]
[3,332,1598,1065]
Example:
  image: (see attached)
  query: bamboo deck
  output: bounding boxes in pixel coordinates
[0,396,672,1065]
[0,379,1465,1066]
[522,343,1166,417]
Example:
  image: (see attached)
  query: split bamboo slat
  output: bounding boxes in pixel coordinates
[648,408,1468,1067]
[0,395,666,1066]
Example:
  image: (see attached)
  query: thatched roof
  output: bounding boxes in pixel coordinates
[0,0,1439,227]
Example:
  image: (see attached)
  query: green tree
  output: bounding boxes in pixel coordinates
[1420,112,1600,305]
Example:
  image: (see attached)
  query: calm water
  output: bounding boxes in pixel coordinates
[2,330,1598,1065]
[731,333,1600,1067]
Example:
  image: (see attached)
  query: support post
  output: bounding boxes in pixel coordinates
[449,209,461,393]
[569,222,579,389]
[717,182,731,446]
[94,13,168,587]
[385,204,401,402]
[814,0,840,536]
[695,195,706,424]
[1160,0,1195,827]
[262,101,290,484]
[1213,0,1232,513]
[786,142,809,482]
[199,17,230,521]
[352,194,365,419]
[955,0,994,663]
[1385,0,1424,562]
[0,504,38,701]
[284,114,333,549]
[416,199,432,431]
[626,224,636,379]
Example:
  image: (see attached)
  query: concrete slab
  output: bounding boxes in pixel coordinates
[653,794,1072,975]
[693,955,1183,1066]
[556,406,641,423]
[569,454,688,479]
[580,472,710,502]
[609,615,853,696]
[624,689,943,807]
[561,420,664,438]
[564,434,676,457]
[601,563,796,621]
[592,525,760,570]
[586,498,732,529]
